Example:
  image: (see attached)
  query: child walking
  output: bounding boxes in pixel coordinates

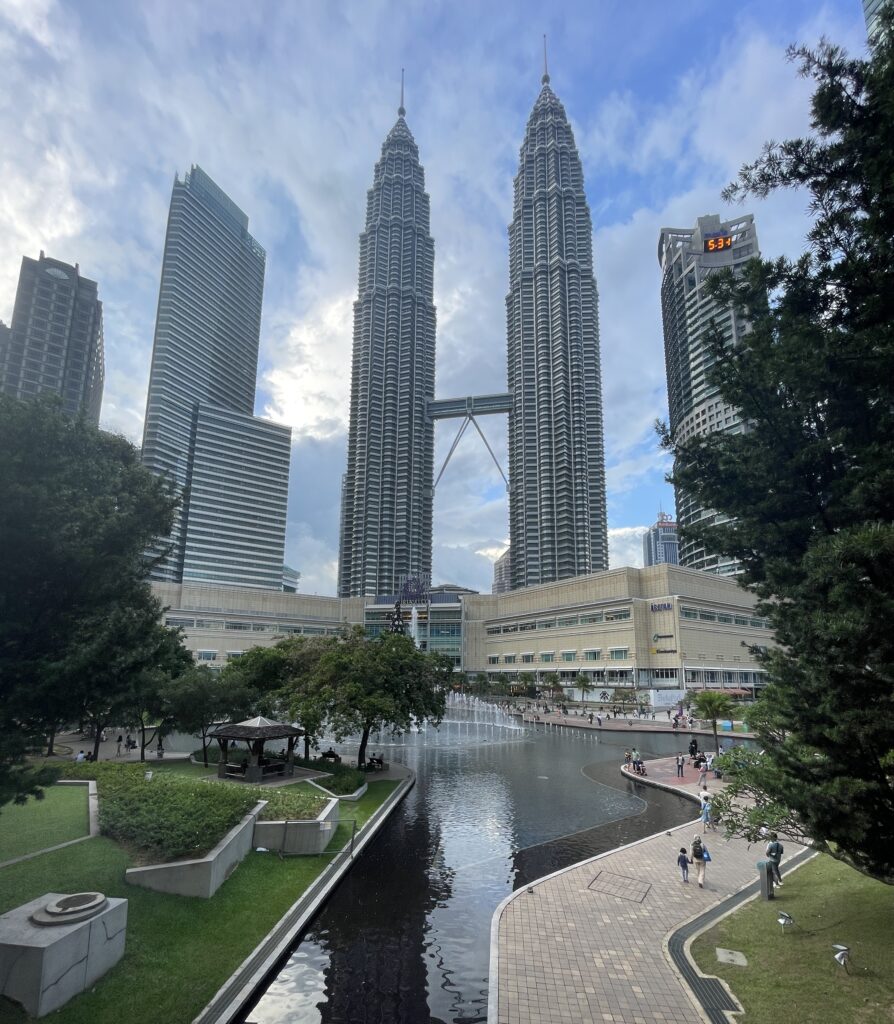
[677,847,691,883]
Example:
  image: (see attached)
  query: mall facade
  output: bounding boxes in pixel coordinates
[153,563,772,697]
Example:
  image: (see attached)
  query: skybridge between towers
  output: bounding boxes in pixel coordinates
[426,393,512,495]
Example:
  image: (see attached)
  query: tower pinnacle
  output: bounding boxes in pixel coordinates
[542,34,550,85]
[398,67,406,117]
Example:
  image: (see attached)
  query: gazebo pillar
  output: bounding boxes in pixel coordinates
[216,738,230,779]
[286,736,295,777]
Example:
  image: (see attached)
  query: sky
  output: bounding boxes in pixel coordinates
[0,0,868,595]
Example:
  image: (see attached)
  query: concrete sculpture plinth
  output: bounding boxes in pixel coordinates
[0,892,127,1017]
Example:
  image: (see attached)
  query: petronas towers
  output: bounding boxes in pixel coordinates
[338,69,608,597]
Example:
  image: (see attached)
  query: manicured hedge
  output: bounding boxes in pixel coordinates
[60,763,256,861]
[254,786,327,821]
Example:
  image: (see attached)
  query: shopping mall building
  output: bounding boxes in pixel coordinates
[152,563,772,701]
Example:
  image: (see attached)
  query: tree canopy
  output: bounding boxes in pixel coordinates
[660,17,894,883]
[0,398,180,805]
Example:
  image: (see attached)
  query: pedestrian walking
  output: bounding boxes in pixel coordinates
[624,749,632,768]
[116,734,123,757]
[666,709,672,720]
[596,714,602,727]
[700,796,714,830]
[675,753,685,778]
[691,834,708,887]
[698,762,708,789]
[631,747,640,771]
[588,713,593,724]
[688,737,698,759]
[677,847,691,883]
[765,832,784,885]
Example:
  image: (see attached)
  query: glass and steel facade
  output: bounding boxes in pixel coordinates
[338,105,436,597]
[142,165,291,588]
[506,74,608,590]
[642,514,679,567]
[0,253,104,423]
[658,214,759,575]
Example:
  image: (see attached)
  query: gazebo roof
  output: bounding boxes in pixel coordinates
[210,716,304,741]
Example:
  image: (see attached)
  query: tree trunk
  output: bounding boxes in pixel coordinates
[304,735,311,761]
[201,729,209,767]
[46,725,56,757]
[139,720,147,762]
[712,719,719,754]
[356,724,372,768]
[91,727,102,762]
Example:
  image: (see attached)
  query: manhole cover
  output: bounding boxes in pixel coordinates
[587,871,651,903]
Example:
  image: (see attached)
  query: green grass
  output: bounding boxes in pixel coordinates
[0,779,402,1024]
[0,786,89,862]
[691,854,894,1024]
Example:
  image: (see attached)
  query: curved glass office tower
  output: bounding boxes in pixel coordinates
[506,72,608,589]
[338,100,436,597]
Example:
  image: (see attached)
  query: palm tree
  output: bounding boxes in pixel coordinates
[690,690,735,753]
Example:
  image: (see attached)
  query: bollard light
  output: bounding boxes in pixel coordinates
[776,911,794,933]
[832,945,850,972]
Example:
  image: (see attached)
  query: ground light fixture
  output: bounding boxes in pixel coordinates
[833,945,850,972]
[776,911,794,933]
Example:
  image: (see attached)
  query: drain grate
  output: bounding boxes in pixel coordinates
[587,870,651,903]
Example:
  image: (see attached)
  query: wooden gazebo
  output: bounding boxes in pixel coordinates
[210,716,304,783]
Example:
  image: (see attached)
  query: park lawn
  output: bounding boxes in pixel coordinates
[0,785,88,862]
[0,779,401,1024]
[691,854,894,1024]
[140,760,218,779]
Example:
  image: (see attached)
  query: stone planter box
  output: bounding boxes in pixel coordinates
[252,798,340,855]
[124,801,266,899]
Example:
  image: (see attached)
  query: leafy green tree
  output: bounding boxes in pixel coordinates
[308,628,448,767]
[690,691,735,755]
[0,398,177,804]
[163,666,248,766]
[659,19,894,883]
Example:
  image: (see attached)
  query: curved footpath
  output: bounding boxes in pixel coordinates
[489,755,808,1024]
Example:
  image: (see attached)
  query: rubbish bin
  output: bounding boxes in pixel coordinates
[757,859,775,900]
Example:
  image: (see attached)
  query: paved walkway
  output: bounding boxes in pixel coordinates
[519,710,755,741]
[490,755,802,1024]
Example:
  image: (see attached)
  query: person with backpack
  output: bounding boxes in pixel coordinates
[691,834,709,887]
[765,832,784,885]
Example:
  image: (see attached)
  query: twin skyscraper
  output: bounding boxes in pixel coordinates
[338,69,609,597]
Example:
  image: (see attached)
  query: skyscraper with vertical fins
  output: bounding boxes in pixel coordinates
[506,65,608,589]
[338,90,436,598]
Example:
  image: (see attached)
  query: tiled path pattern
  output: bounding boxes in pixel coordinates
[492,755,802,1024]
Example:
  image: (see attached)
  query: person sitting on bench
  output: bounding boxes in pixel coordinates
[321,748,342,763]
[367,753,384,769]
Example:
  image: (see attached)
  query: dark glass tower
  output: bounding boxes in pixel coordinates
[0,252,104,424]
[142,165,291,589]
[506,72,608,589]
[338,97,436,597]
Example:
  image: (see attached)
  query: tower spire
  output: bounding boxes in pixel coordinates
[542,34,550,85]
[398,67,406,117]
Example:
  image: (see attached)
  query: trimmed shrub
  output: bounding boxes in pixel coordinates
[60,762,256,860]
[311,770,365,795]
[251,786,328,821]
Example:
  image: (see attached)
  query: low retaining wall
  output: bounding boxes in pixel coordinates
[125,801,266,898]
[308,779,368,802]
[253,798,340,855]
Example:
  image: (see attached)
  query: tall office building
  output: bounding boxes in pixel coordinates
[338,95,436,597]
[864,0,885,38]
[0,252,103,423]
[142,165,291,590]
[492,548,512,594]
[642,512,679,567]
[658,213,759,574]
[506,69,608,590]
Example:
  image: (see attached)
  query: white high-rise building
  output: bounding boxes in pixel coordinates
[506,68,608,590]
[658,213,759,575]
[142,165,291,590]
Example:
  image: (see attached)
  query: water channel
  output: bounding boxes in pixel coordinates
[244,699,730,1024]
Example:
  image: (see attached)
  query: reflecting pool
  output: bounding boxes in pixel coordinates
[245,699,717,1024]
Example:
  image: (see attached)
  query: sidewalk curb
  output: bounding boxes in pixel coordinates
[192,768,415,1024]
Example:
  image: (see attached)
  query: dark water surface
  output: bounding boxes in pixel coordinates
[244,702,710,1024]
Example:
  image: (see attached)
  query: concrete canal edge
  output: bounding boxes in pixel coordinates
[192,767,416,1024]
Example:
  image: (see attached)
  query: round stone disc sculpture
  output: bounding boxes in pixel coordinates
[29,892,109,926]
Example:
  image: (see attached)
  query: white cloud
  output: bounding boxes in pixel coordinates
[608,526,647,569]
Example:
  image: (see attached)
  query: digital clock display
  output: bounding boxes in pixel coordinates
[704,234,733,253]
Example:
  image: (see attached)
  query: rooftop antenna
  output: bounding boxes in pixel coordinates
[398,67,406,117]
[542,34,550,85]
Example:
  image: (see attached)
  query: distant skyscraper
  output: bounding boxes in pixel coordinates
[658,213,759,575]
[0,252,103,423]
[492,548,512,594]
[338,91,436,597]
[864,0,885,38]
[142,165,291,590]
[506,67,608,589]
[642,512,679,567]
